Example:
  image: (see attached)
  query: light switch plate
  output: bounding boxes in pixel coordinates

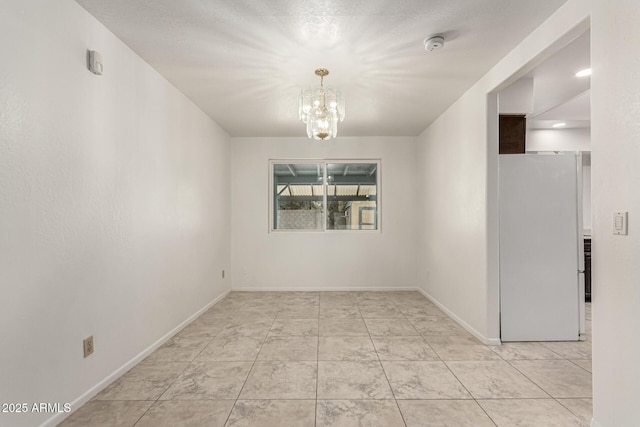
[613,211,628,235]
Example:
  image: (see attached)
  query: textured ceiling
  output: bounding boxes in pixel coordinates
[75,0,569,137]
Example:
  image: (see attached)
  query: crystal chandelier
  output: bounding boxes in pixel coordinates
[299,68,345,141]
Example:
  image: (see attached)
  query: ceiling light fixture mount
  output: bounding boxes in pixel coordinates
[299,68,345,141]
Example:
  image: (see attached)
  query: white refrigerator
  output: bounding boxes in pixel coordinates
[499,153,585,342]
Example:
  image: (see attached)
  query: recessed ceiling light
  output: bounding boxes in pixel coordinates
[576,68,591,77]
[553,122,567,128]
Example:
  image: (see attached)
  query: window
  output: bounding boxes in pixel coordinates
[270,160,380,232]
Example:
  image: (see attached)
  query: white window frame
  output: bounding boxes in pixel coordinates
[268,159,381,233]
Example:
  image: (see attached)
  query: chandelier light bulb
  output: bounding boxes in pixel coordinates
[299,68,345,141]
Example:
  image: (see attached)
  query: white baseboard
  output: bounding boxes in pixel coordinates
[41,288,231,427]
[231,286,418,292]
[590,418,604,427]
[416,288,501,346]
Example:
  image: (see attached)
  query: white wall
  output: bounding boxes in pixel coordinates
[527,128,591,152]
[590,1,640,425]
[0,1,231,426]
[498,78,534,114]
[416,2,591,342]
[415,85,493,342]
[417,0,640,424]
[231,137,418,290]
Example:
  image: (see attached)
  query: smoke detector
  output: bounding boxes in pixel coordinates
[424,35,445,52]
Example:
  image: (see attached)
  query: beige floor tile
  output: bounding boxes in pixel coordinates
[240,361,317,399]
[144,335,211,362]
[571,359,592,373]
[277,306,319,319]
[226,312,277,322]
[320,293,358,306]
[317,361,394,399]
[540,341,592,359]
[210,301,246,311]
[227,400,316,427]
[160,361,252,400]
[278,293,319,305]
[431,344,502,361]
[399,305,449,318]
[196,335,263,361]
[446,361,548,399]
[257,336,318,361]
[478,399,585,426]
[557,398,593,425]
[217,319,273,339]
[135,400,234,427]
[236,307,279,319]
[423,334,481,346]
[318,336,378,361]
[394,297,434,308]
[489,342,564,360]
[357,292,393,303]
[364,318,420,336]
[322,291,359,298]
[372,336,440,361]
[317,400,405,427]
[269,319,318,336]
[203,305,243,318]
[408,316,470,335]
[510,360,592,398]
[94,360,188,400]
[282,299,320,307]
[241,301,281,311]
[58,400,153,427]
[359,305,405,319]
[382,361,471,400]
[175,319,224,339]
[388,291,425,300]
[319,318,369,336]
[67,292,595,426]
[319,305,362,318]
[398,400,495,427]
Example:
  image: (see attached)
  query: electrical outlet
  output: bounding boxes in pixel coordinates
[83,336,94,358]
[222,269,225,279]
[241,267,248,276]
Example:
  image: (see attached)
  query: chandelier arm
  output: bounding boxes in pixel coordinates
[300,68,341,141]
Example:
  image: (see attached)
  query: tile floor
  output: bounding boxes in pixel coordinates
[59,292,593,426]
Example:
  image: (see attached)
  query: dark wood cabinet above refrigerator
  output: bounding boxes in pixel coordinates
[499,115,526,154]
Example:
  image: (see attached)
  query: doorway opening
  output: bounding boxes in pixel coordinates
[493,28,592,343]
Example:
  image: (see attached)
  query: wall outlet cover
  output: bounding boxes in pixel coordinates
[83,336,94,358]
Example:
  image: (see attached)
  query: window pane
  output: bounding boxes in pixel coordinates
[326,162,377,230]
[273,163,324,230]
